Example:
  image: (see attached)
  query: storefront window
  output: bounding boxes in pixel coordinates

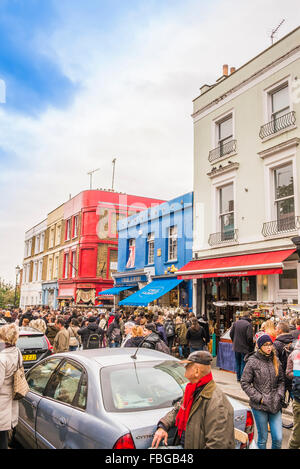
[241,276,257,301]
[279,269,298,290]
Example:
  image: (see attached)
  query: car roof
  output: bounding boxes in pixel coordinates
[54,347,179,367]
[18,327,45,336]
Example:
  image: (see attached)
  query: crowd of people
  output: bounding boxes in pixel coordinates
[0,305,211,357]
[1,305,300,449]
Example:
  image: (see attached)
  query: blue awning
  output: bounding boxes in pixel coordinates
[118,278,183,306]
[98,286,133,296]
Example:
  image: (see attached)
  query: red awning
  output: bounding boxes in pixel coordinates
[177,249,296,279]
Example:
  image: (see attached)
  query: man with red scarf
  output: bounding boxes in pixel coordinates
[151,351,235,449]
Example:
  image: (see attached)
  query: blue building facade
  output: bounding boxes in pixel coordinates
[113,192,193,308]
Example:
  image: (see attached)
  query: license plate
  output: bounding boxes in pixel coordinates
[23,354,37,361]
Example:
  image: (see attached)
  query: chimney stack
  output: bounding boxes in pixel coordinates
[230,67,236,74]
[223,64,229,76]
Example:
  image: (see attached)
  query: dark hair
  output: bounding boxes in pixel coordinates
[56,317,65,327]
[71,318,79,327]
[191,318,200,331]
[277,321,290,334]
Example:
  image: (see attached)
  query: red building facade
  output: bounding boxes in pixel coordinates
[57,190,165,308]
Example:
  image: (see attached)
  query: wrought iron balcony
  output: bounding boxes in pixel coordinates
[208,229,238,246]
[259,111,296,139]
[262,216,300,237]
[208,139,237,163]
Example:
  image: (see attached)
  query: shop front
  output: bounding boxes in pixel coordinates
[112,270,149,305]
[178,248,298,371]
[42,281,59,310]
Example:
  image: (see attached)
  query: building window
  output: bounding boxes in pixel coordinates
[35,236,40,254]
[55,224,61,246]
[33,261,38,282]
[40,232,45,252]
[279,269,298,290]
[38,260,43,281]
[64,253,69,279]
[126,239,135,268]
[71,251,76,278]
[270,84,289,122]
[49,227,55,248]
[219,184,234,239]
[168,226,177,261]
[274,163,294,227]
[65,219,71,241]
[217,115,233,155]
[54,255,59,279]
[73,216,79,238]
[147,233,155,264]
[48,257,53,281]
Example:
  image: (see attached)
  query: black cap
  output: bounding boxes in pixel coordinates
[182,350,213,366]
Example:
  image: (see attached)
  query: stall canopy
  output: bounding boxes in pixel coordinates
[98,286,134,296]
[177,249,296,279]
[118,278,183,306]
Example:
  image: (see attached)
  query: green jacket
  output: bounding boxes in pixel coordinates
[159,380,235,449]
[175,323,188,345]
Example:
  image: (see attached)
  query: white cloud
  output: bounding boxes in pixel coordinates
[0,0,299,282]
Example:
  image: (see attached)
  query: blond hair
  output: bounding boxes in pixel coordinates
[264,319,276,338]
[29,319,47,334]
[131,326,144,337]
[0,323,19,345]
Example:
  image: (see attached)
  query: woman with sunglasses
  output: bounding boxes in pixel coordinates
[241,333,285,449]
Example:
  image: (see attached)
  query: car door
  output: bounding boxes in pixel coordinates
[18,358,62,449]
[35,359,85,449]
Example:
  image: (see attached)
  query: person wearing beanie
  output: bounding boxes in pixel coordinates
[241,334,285,449]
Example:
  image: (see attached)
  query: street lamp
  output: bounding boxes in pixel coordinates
[14,265,21,308]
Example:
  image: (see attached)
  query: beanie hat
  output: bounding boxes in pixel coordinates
[257,333,272,349]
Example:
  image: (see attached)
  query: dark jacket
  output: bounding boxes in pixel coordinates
[125,333,170,354]
[273,333,294,372]
[241,350,285,414]
[229,317,254,354]
[159,380,235,449]
[198,319,210,344]
[78,321,104,349]
[107,319,122,343]
[186,326,206,349]
[155,322,168,344]
[290,328,300,341]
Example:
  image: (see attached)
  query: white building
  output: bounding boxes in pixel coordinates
[178,26,300,336]
[20,219,46,309]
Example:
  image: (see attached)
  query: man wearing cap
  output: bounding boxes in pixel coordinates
[151,351,235,449]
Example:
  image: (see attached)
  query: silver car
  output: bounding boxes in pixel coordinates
[10,348,256,449]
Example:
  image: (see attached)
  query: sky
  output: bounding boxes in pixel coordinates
[0,0,299,283]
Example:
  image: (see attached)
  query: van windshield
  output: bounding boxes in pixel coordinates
[101,360,188,413]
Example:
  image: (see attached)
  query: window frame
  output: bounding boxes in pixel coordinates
[218,183,235,235]
[147,232,155,265]
[43,358,88,411]
[168,226,178,262]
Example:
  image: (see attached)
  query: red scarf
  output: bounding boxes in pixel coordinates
[175,372,213,437]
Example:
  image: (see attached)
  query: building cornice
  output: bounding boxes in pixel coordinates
[258,137,300,159]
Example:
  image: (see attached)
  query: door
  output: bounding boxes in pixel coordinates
[18,358,62,448]
[35,360,85,449]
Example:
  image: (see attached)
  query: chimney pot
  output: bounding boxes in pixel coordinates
[223,64,228,76]
[230,67,236,74]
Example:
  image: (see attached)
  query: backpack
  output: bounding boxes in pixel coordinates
[111,326,121,341]
[86,333,101,349]
[282,340,297,369]
[155,339,170,354]
[165,321,175,338]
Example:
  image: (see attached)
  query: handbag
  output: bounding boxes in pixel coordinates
[69,327,79,347]
[13,349,29,401]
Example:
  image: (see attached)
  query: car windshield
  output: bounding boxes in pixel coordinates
[17,335,47,350]
[101,360,188,413]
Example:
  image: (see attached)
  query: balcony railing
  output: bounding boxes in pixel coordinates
[208,139,237,163]
[262,216,300,237]
[259,111,296,139]
[208,229,239,246]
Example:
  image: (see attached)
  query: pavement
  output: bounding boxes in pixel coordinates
[211,358,293,418]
